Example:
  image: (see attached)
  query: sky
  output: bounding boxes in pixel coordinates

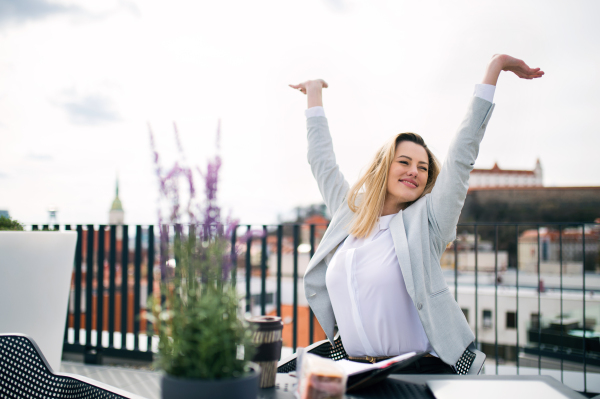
[0,0,599,226]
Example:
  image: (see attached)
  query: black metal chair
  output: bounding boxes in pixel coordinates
[0,334,144,399]
[277,334,486,375]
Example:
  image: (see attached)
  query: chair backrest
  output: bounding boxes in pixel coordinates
[0,334,131,399]
[0,231,77,371]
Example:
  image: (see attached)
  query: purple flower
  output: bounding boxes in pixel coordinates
[149,121,237,284]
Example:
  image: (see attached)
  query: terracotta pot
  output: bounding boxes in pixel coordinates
[161,363,261,399]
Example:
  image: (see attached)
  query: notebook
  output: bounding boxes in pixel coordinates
[340,351,426,391]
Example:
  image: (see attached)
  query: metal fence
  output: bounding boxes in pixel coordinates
[29,221,600,394]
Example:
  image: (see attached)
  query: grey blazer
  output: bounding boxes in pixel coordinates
[303,96,495,366]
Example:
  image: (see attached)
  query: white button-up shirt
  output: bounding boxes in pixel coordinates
[325,214,434,357]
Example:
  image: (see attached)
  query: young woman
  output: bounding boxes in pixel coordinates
[290,54,543,374]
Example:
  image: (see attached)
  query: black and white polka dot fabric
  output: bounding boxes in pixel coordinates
[454,347,476,375]
[0,335,127,399]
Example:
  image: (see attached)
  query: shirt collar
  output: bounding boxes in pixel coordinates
[378,214,395,231]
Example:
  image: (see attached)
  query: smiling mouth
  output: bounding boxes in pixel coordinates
[400,179,418,188]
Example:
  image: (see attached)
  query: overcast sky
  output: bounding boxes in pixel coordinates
[1,0,599,226]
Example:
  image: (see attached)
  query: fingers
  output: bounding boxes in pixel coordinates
[289,83,307,94]
[289,79,329,94]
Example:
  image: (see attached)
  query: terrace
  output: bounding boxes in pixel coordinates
[8,221,600,398]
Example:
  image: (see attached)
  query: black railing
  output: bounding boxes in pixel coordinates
[28,221,600,394]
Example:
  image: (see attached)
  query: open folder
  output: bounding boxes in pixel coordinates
[338,351,426,391]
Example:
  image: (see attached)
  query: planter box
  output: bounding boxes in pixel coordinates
[0,231,77,371]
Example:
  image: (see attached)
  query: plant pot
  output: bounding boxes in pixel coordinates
[0,231,77,372]
[161,362,261,399]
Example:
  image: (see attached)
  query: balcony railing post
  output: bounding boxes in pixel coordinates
[454,237,458,302]
[277,225,282,318]
[231,225,238,287]
[494,225,498,375]
[559,225,564,383]
[97,225,105,355]
[582,223,587,392]
[474,225,478,348]
[309,224,315,345]
[74,225,83,345]
[121,225,129,350]
[245,225,252,314]
[147,225,155,353]
[537,225,541,374]
[85,224,94,349]
[293,224,299,352]
[134,225,142,351]
[63,225,71,346]
[108,225,117,348]
[261,225,267,315]
[515,224,520,375]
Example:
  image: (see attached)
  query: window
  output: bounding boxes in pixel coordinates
[531,313,540,329]
[482,310,492,328]
[461,308,469,323]
[506,312,517,329]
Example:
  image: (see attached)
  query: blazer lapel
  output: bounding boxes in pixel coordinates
[390,211,416,299]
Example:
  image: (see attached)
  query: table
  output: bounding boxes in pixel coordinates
[257,373,589,399]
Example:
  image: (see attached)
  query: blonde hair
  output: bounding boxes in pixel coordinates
[347,132,441,238]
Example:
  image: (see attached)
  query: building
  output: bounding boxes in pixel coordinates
[469,159,543,189]
[460,186,600,224]
[109,178,125,239]
[518,227,600,274]
[0,210,8,218]
[440,233,509,273]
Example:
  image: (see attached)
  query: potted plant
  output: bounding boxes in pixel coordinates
[0,215,77,371]
[148,123,259,399]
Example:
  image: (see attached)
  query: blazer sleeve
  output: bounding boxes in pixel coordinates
[427,96,495,242]
[307,116,350,215]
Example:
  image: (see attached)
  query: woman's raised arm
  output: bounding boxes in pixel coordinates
[428,55,544,242]
[290,79,350,215]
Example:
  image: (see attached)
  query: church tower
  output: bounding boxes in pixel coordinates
[109,177,125,239]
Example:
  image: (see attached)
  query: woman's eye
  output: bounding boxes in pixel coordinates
[400,161,408,165]
[420,167,428,172]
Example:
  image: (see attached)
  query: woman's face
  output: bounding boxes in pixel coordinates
[386,140,429,205]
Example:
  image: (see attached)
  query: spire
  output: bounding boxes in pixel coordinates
[110,175,123,212]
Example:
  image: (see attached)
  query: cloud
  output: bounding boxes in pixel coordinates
[26,153,53,162]
[0,0,81,27]
[0,172,8,178]
[117,0,141,17]
[322,0,350,12]
[60,93,121,125]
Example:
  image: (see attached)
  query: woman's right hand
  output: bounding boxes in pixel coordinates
[289,79,328,95]
[290,79,328,108]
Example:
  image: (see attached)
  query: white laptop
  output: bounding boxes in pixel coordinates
[427,380,571,399]
[0,231,77,371]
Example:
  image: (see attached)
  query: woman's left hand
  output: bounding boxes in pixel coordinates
[482,54,544,86]
[496,54,544,80]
